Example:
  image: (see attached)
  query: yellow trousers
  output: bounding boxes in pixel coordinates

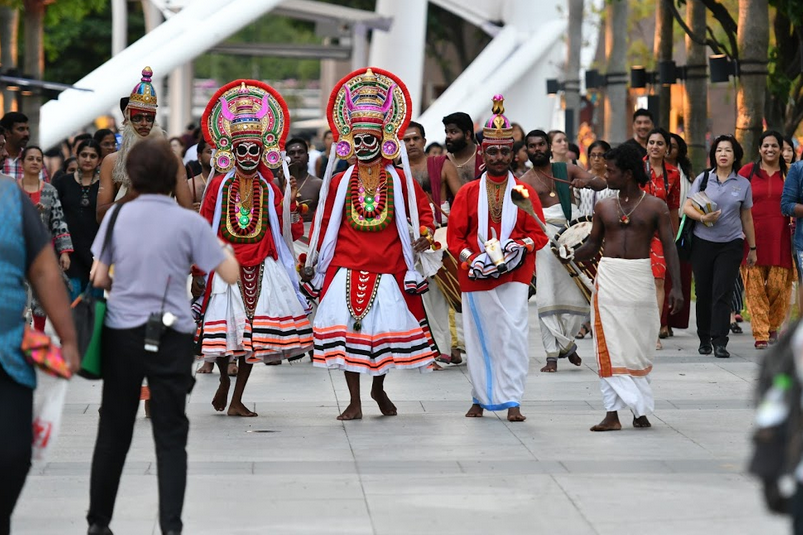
[741,265,794,341]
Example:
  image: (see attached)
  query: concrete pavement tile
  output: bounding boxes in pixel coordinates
[252,460,358,475]
[594,515,788,535]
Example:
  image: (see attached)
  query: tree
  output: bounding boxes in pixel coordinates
[683,0,709,172]
[735,0,769,159]
[604,0,628,144]
[765,0,803,136]
[654,0,673,129]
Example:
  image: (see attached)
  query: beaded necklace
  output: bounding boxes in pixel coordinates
[347,166,394,232]
[221,174,269,243]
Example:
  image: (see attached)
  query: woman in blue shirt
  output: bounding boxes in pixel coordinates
[683,135,757,358]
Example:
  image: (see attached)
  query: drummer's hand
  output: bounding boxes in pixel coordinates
[555,244,574,263]
[570,176,592,189]
[413,236,430,253]
[668,287,684,315]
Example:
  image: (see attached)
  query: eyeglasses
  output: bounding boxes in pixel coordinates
[588,152,605,159]
[130,114,155,124]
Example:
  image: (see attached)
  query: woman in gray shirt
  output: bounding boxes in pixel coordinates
[683,135,757,359]
[86,139,238,535]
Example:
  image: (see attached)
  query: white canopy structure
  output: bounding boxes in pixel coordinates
[39,0,589,148]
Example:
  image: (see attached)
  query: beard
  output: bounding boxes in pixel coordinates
[528,150,551,167]
[112,120,164,186]
[446,137,467,154]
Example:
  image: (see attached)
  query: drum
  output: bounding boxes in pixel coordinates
[553,216,601,299]
[432,227,462,312]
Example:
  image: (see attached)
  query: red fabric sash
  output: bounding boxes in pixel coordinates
[347,270,381,320]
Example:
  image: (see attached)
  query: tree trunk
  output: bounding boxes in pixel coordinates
[22,0,45,144]
[604,0,628,144]
[654,0,673,129]
[684,0,708,172]
[735,0,769,161]
[564,0,583,142]
[0,7,19,113]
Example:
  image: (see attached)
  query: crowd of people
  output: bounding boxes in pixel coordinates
[2,64,803,535]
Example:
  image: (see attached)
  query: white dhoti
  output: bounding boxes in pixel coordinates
[312,268,436,376]
[422,280,450,357]
[535,204,589,359]
[592,257,658,417]
[462,282,529,410]
[200,257,313,363]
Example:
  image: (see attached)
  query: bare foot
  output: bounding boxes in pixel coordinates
[212,376,230,412]
[465,404,484,417]
[633,415,652,428]
[540,360,557,373]
[432,361,444,371]
[371,388,398,416]
[507,407,526,422]
[197,361,214,374]
[568,352,582,366]
[227,362,238,376]
[656,339,663,350]
[590,411,622,432]
[337,402,363,420]
[227,400,258,417]
[449,348,463,365]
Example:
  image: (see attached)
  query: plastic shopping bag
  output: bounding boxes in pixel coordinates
[32,374,69,461]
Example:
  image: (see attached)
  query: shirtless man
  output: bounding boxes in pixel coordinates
[518,129,606,373]
[441,112,483,198]
[565,143,683,431]
[96,67,192,222]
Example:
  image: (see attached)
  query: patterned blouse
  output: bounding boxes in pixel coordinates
[19,181,73,255]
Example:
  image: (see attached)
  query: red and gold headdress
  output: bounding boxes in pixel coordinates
[127,66,158,114]
[327,67,411,161]
[202,79,290,172]
[481,94,514,147]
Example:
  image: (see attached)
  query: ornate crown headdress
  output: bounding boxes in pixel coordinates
[127,66,158,114]
[201,79,290,172]
[481,94,514,146]
[327,67,411,161]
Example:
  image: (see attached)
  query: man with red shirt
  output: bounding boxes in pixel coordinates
[197,80,313,417]
[303,68,437,421]
[447,96,548,422]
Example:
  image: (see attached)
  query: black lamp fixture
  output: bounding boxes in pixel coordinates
[546,78,564,95]
[630,66,658,89]
[658,60,687,85]
[709,54,737,83]
[585,69,605,90]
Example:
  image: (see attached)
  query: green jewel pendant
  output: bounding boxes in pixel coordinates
[240,206,249,216]
[238,215,250,228]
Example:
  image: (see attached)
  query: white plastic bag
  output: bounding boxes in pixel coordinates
[32,374,69,461]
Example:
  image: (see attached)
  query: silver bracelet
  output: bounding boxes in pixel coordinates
[459,248,473,262]
[291,212,301,223]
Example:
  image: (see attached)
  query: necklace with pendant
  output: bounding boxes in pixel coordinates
[534,169,557,197]
[616,191,646,225]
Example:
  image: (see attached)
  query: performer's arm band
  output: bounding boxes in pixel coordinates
[291,212,301,223]
[459,248,474,263]
[522,237,534,248]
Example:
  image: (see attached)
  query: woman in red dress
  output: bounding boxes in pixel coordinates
[641,128,681,348]
[738,130,793,349]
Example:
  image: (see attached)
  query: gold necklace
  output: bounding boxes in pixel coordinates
[358,164,382,193]
[448,147,477,168]
[486,177,506,223]
[534,169,557,197]
[238,175,254,211]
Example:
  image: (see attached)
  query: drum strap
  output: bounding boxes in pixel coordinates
[551,162,573,221]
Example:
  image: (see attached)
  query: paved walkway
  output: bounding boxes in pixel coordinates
[13,304,790,534]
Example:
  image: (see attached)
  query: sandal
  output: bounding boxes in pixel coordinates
[575,325,590,339]
[659,327,669,339]
[730,322,743,334]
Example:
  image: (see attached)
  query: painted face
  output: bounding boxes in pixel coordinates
[233,140,263,173]
[77,148,100,172]
[482,144,513,176]
[129,111,155,137]
[353,132,381,162]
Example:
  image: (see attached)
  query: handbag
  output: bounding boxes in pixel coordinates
[675,170,710,261]
[21,326,72,379]
[72,203,124,380]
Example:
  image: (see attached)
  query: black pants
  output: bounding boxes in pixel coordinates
[87,325,194,534]
[691,237,744,347]
[0,366,33,535]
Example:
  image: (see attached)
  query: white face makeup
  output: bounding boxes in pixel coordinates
[234,140,263,172]
[354,132,381,162]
